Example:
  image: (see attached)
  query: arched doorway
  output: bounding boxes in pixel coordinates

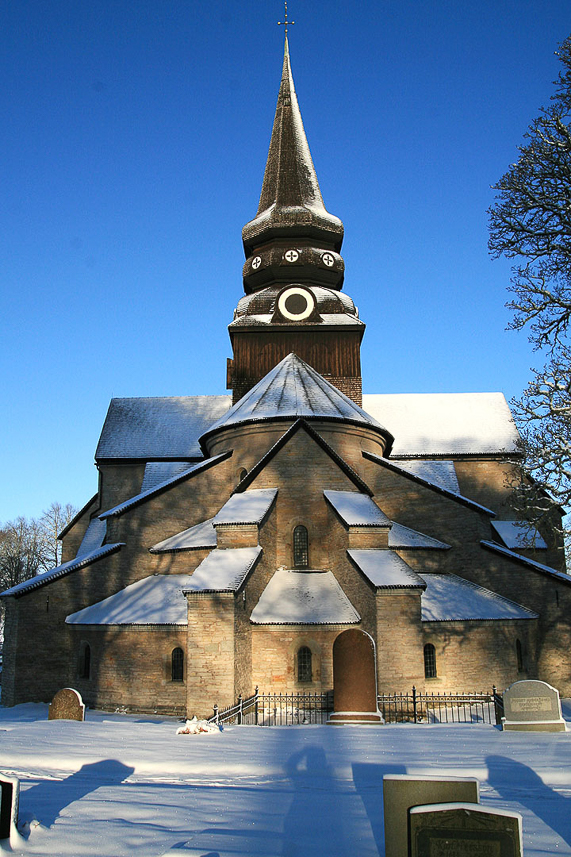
[329,629,383,725]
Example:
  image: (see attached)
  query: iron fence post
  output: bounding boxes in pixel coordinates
[213,704,219,725]
[412,685,417,723]
[255,686,259,726]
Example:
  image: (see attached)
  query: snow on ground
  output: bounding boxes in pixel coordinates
[0,701,570,856]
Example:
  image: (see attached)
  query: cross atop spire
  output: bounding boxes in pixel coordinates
[278,1,295,38]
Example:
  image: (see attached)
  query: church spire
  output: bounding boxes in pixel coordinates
[241,37,344,294]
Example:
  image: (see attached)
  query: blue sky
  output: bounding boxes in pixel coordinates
[1,0,570,523]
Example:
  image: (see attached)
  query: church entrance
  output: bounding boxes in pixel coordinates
[328,629,383,725]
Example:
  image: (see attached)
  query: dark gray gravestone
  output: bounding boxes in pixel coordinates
[409,803,522,857]
[328,629,383,725]
[383,775,480,857]
[502,679,566,732]
[48,687,85,721]
[0,772,20,842]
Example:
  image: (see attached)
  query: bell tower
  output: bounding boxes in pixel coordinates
[227,37,365,405]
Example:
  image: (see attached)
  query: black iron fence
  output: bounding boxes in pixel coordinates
[378,687,504,725]
[209,686,504,727]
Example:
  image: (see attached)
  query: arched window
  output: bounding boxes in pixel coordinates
[516,639,523,672]
[293,525,309,568]
[424,643,437,678]
[80,643,91,680]
[297,646,312,683]
[171,647,184,682]
[238,468,248,482]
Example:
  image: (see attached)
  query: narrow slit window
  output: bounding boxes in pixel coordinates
[516,639,523,672]
[297,646,312,682]
[424,643,437,678]
[293,525,309,568]
[172,647,184,682]
[80,643,91,680]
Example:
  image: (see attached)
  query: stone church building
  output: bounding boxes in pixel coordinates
[2,40,570,717]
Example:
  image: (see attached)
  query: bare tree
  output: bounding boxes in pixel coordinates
[489,36,571,558]
[39,501,78,570]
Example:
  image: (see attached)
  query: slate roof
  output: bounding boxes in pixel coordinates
[388,522,450,550]
[1,543,124,598]
[200,354,393,452]
[420,573,538,622]
[76,517,107,556]
[183,547,263,592]
[363,451,496,516]
[390,460,460,493]
[213,489,278,526]
[347,549,426,589]
[323,490,391,527]
[92,392,521,463]
[66,574,193,626]
[95,396,231,460]
[481,541,571,583]
[99,452,231,520]
[491,521,547,550]
[362,392,520,456]
[141,462,195,492]
[250,570,360,625]
[150,519,217,553]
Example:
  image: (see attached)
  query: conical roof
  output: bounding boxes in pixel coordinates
[242,38,343,255]
[200,353,393,452]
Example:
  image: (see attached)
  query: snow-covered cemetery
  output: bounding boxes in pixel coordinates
[2,2,571,855]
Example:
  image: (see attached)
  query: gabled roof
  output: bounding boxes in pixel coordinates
[347,549,426,589]
[1,543,124,598]
[200,353,393,453]
[150,518,217,553]
[66,574,193,626]
[95,396,231,461]
[233,418,372,496]
[363,450,496,516]
[388,522,450,550]
[99,452,232,520]
[481,541,571,583]
[241,38,344,256]
[420,573,538,622]
[213,489,278,526]
[250,570,360,625]
[362,392,520,457]
[491,521,547,550]
[183,547,263,593]
[323,490,391,527]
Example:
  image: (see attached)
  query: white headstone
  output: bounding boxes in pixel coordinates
[502,679,566,732]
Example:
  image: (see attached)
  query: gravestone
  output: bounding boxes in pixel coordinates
[409,802,522,857]
[328,629,383,724]
[502,679,566,732]
[48,687,85,721]
[383,774,480,857]
[0,772,20,843]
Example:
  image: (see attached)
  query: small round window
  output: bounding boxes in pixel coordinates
[277,287,315,321]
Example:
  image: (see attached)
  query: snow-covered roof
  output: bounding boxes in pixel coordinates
[76,517,107,556]
[250,570,360,625]
[388,522,450,550]
[99,453,230,520]
[323,490,390,527]
[1,543,124,598]
[200,354,393,452]
[347,549,426,589]
[66,574,193,625]
[95,396,231,460]
[420,573,538,622]
[150,519,217,553]
[228,313,363,329]
[363,451,496,516]
[141,462,194,492]
[214,489,278,526]
[389,460,460,493]
[362,392,520,456]
[481,541,571,583]
[491,521,547,550]
[184,547,263,592]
